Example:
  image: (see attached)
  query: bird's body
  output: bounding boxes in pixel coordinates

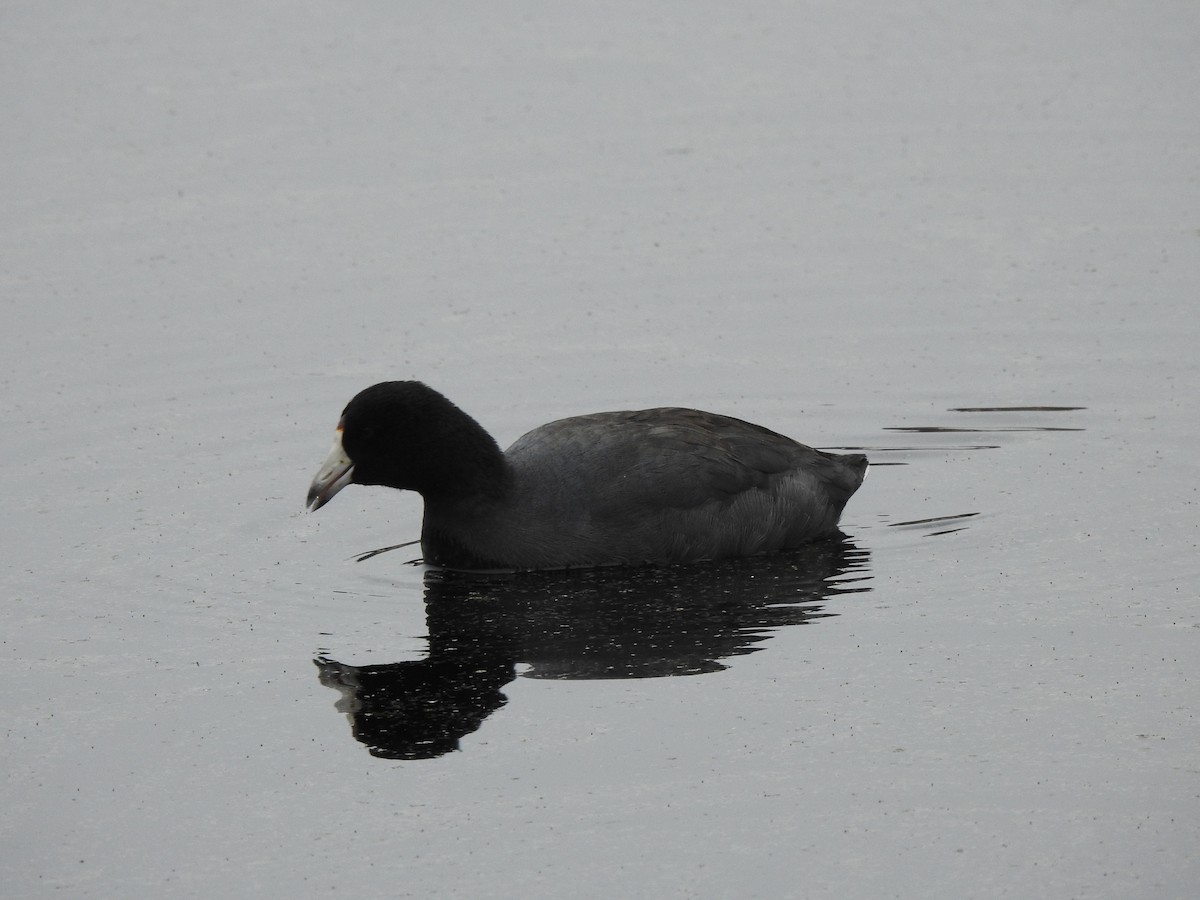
[308,382,867,572]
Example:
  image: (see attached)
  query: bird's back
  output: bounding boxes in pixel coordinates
[421,408,866,570]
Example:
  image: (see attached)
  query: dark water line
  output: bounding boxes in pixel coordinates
[883,426,1085,433]
[888,512,979,527]
[950,406,1087,412]
[830,445,1003,452]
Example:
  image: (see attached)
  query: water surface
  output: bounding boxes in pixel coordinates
[4,3,1197,898]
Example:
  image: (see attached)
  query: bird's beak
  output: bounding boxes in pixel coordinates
[307,424,354,511]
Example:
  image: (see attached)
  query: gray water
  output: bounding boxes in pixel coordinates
[4,3,1197,898]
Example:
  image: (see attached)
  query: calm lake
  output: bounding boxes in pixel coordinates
[4,3,1197,898]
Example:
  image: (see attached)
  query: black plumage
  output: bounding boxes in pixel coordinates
[308,381,867,571]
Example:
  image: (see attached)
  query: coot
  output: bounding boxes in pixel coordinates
[307,381,867,571]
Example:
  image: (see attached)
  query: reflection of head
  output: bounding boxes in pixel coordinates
[316,655,514,760]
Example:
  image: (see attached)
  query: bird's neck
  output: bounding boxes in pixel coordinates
[419,410,512,503]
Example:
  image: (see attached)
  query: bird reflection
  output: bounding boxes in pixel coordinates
[316,535,869,760]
